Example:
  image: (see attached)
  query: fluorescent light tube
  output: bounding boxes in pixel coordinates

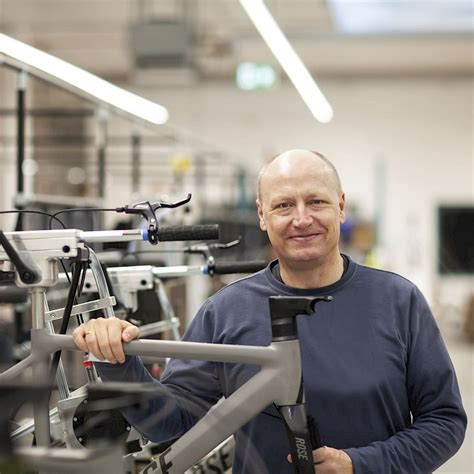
[240,0,333,123]
[0,33,169,125]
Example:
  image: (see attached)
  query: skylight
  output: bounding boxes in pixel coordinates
[327,0,474,35]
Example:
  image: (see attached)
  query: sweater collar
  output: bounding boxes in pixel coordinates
[264,254,357,296]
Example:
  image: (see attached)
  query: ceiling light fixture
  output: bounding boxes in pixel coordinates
[239,0,333,123]
[0,33,169,125]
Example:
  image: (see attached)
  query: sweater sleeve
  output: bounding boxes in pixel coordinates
[344,286,467,474]
[95,299,223,443]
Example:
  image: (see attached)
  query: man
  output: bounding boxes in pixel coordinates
[73,149,467,473]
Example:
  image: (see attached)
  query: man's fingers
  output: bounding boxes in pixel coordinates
[72,326,89,352]
[312,446,331,464]
[288,447,331,465]
[73,324,106,360]
[95,319,120,363]
[121,320,140,342]
[108,320,128,363]
[84,330,106,361]
[95,317,132,363]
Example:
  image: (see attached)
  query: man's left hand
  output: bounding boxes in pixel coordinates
[287,446,353,473]
[312,446,353,473]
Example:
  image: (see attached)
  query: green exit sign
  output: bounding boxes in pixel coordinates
[236,62,278,90]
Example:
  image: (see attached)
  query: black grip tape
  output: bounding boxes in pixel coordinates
[213,260,267,275]
[157,225,219,242]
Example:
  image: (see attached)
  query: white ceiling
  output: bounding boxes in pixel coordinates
[328,0,474,35]
[0,0,472,81]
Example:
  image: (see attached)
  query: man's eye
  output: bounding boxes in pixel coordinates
[277,202,290,209]
[309,199,323,205]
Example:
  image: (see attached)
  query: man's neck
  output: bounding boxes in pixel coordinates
[279,254,345,289]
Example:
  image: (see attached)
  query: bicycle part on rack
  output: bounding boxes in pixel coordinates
[100,236,258,269]
[0,225,219,287]
[183,237,240,258]
[115,194,192,245]
[65,259,267,339]
[0,223,218,448]
[175,237,268,276]
[0,229,40,285]
[71,260,267,312]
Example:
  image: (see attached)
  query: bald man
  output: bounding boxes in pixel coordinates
[74,149,466,473]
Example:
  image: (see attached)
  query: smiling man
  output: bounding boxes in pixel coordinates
[257,149,346,288]
[74,149,466,473]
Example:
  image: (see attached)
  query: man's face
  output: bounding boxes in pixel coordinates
[257,154,346,270]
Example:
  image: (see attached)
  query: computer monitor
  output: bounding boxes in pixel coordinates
[438,206,474,274]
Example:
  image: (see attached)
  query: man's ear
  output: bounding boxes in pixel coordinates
[339,193,346,224]
[256,200,267,231]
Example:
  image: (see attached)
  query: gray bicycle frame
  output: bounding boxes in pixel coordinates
[1,317,302,473]
[0,228,304,473]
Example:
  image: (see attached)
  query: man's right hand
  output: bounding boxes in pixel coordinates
[72,317,139,364]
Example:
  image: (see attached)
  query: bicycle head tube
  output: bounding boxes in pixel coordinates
[269,296,333,342]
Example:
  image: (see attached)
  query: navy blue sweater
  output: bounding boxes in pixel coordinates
[98,257,467,473]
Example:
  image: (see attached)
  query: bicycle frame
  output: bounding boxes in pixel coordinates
[0,227,321,473]
[1,319,303,472]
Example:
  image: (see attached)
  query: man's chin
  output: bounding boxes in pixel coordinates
[285,252,323,267]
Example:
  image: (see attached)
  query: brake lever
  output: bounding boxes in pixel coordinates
[184,237,241,255]
[153,193,192,210]
[116,194,192,245]
[184,237,242,275]
[209,237,241,250]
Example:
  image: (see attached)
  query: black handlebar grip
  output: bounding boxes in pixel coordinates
[212,260,267,275]
[0,230,41,284]
[157,225,219,242]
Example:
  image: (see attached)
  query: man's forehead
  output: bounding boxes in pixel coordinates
[266,185,331,201]
[262,157,332,184]
[260,171,335,202]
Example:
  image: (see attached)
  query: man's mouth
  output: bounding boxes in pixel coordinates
[289,233,321,242]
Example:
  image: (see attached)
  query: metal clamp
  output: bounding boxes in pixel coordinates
[45,296,116,322]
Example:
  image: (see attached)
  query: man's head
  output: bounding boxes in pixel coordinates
[256,149,345,271]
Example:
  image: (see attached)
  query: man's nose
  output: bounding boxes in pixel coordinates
[293,205,312,227]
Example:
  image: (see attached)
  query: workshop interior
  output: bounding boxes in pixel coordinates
[0,1,472,473]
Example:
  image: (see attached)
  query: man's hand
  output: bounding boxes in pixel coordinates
[72,317,139,364]
[312,447,353,473]
[288,446,353,474]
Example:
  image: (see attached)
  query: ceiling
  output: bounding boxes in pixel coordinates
[0,0,472,83]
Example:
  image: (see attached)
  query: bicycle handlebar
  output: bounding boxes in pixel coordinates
[206,260,267,275]
[150,224,219,242]
[78,225,219,244]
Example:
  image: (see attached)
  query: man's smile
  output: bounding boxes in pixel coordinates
[287,232,322,242]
